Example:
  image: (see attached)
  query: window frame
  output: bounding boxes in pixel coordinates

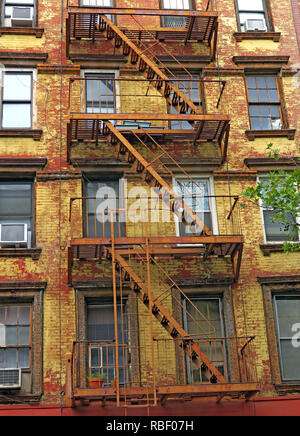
[1,0,37,28]
[81,69,119,115]
[83,176,126,239]
[258,174,300,245]
[273,294,300,383]
[172,174,219,239]
[0,180,35,248]
[160,0,195,28]
[245,74,287,132]
[234,0,274,33]
[0,68,37,130]
[0,303,32,370]
[182,294,226,384]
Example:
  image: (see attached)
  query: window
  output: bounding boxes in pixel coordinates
[87,300,128,385]
[169,75,201,129]
[259,177,299,243]
[236,0,269,32]
[183,296,226,383]
[2,0,36,28]
[81,0,114,22]
[1,71,33,129]
[0,182,33,248]
[274,296,300,382]
[85,72,116,114]
[246,76,283,131]
[174,177,217,237]
[85,179,125,238]
[161,0,193,28]
[0,305,31,370]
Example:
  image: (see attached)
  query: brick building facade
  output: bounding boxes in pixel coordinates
[0,0,300,416]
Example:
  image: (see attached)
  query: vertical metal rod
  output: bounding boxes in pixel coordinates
[111,210,120,407]
[144,213,157,407]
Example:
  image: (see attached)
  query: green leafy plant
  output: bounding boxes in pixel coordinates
[240,144,300,253]
[87,371,107,380]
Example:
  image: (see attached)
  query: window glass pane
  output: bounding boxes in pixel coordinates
[238,0,264,11]
[19,326,30,345]
[6,306,18,325]
[2,103,31,128]
[163,0,190,9]
[6,348,17,368]
[6,326,17,346]
[19,306,31,325]
[6,0,34,4]
[263,210,298,242]
[269,89,279,101]
[248,89,259,102]
[0,350,4,368]
[256,76,266,88]
[0,325,5,347]
[3,73,32,101]
[18,348,30,369]
[250,117,261,130]
[0,184,32,216]
[280,340,300,380]
[258,89,268,101]
[0,307,4,324]
[276,298,300,337]
[82,0,112,5]
[266,76,277,89]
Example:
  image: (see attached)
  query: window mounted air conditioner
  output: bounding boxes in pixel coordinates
[0,369,21,390]
[244,19,267,32]
[0,223,28,248]
[11,7,34,27]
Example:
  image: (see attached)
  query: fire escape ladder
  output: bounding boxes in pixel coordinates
[109,249,227,385]
[97,15,202,118]
[104,121,212,236]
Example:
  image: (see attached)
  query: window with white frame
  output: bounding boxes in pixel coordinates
[0,305,31,370]
[0,182,33,248]
[173,177,217,237]
[236,0,269,32]
[274,295,300,382]
[161,0,193,28]
[1,71,33,129]
[259,176,299,244]
[2,0,36,27]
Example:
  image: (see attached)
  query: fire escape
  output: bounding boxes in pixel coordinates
[65,2,260,409]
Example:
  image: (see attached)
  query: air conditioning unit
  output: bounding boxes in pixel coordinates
[11,7,34,27]
[0,223,28,248]
[0,369,21,390]
[244,19,267,32]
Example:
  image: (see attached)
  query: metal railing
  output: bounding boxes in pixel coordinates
[70,336,257,392]
[69,195,243,241]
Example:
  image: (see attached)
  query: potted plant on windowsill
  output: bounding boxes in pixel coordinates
[87,372,107,389]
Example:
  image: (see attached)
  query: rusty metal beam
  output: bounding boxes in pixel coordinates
[70,113,230,122]
[68,8,218,18]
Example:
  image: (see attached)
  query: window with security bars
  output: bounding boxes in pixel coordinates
[246,76,284,131]
[81,0,115,23]
[236,0,270,32]
[161,0,193,28]
[0,305,31,369]
[87,301,128,386]
[169,75,201,129]
[174,178,214,236]
[85,179,125,239]
[259,177,299,243]
[2,0,36,27]
[274,296,300,381]
[183,296,226,384]
[85,73,116,115]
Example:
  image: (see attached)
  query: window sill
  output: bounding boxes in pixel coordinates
[233,32,281,42]
[260,244,286,256]
[0,27,44,38]
[0,129,42,141]
[275,383,300,395]
[245,129,296,141]
[0,248,42,261]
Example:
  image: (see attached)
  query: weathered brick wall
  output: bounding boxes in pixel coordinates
[0,0,300,407]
